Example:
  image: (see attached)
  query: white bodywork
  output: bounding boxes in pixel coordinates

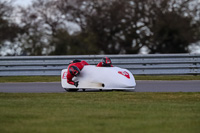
[61,65,136,90]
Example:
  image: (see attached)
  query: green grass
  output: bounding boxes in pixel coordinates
[0,75,200,83]
[135,75,200,80]
[0,92,200,133]
[0,76,61,83]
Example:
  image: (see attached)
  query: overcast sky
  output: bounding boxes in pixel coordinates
[14,0,33,6]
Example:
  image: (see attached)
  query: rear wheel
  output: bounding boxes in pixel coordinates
[64,88,79,92]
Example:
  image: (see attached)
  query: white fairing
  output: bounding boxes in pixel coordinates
[61,65,136,90]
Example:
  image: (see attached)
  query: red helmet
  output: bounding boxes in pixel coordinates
[69,66,80,76]
[102,57,112,66]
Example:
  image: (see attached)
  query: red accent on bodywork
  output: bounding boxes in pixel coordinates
[118,71,130,79]
[62,72,68,79]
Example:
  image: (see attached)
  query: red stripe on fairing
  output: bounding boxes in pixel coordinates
[118,71,130,79]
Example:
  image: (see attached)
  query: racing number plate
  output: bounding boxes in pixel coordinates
[118,71,130,79]
[62,72,68,79]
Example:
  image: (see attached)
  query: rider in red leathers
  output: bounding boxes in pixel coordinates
[97,57,113,67]
[67,60,89,87]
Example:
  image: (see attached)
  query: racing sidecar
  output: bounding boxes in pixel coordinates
[61,65,136,91]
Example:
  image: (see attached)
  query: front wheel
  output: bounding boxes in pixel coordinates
[64,88,79,92]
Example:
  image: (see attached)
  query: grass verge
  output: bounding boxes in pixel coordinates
[135,75,200,80]
[0,75,200,83]
[0,92,199,133]
[0,76,61,83]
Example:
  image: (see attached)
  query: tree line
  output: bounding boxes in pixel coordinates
[0,0,200,56]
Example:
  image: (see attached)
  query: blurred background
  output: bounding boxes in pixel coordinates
[0,0,200,56]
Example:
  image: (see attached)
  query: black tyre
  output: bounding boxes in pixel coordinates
[64,88,79,92]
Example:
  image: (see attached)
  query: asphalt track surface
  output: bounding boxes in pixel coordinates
[0,80,199,93]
